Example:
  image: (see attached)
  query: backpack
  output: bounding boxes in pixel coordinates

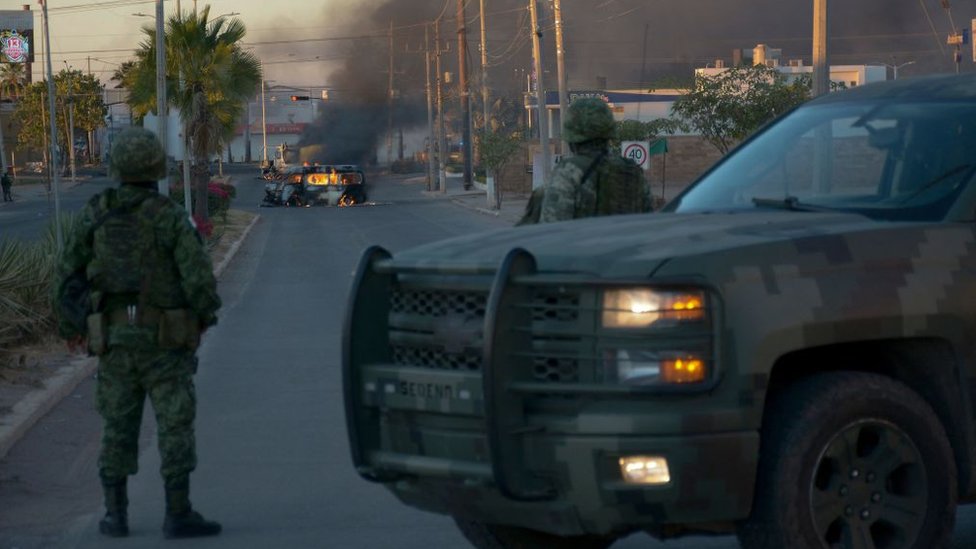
[88,190,185,309]
[56,191,157,335]
[517,151,645,225]
[594,155,647,216]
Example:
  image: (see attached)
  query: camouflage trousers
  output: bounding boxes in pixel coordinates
[96,344,198,485]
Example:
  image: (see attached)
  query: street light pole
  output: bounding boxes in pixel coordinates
[261,77,269,164]
[63,62,76,183]
[155,0,169,197]
[40,0,62,251]
[893,61,914,79]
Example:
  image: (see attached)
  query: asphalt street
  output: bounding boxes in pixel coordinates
[0,176,115,242]
[3,168,976,548]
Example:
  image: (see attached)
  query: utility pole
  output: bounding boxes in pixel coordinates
[175,0,191,213]
[435,18,447,193]
[529,0,551,188]
[479,0,489,131]
[40,0,62,251]
[63,63,76,183]
[457,0,473,190]
[425,24,436,191]
[155,0,169,197]
[552,0,569,157]
[387,20,395,168]
[261,77,268,164]
[812,0,829,97]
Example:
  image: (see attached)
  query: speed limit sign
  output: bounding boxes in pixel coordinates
[621,141,650,170]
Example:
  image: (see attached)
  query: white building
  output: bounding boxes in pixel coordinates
[697,44,888,88]
[226,85,329,164]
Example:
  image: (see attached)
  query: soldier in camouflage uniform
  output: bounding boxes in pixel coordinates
[54,127,222,539]
[539,97,650,222]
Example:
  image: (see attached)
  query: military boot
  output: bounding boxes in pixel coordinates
[99,478,129,537]
[162,481,221,539]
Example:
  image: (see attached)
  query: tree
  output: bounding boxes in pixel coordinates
[126,7,260,221]
[12,70,106,168]
[0,63,26,99]
[478,129,522,210]
[670,65,811,154]
[13,82,48,157]
[58,69,107,165]
[110,60,136,90]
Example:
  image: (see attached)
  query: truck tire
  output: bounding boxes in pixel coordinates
[738,371,957,549]
[453,518,614,549]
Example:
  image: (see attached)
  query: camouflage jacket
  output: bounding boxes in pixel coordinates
[539,143,650,223]
[55,184,221,338]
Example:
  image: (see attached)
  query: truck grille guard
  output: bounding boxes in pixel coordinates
[344,246,563,500]
[344,246,718,502]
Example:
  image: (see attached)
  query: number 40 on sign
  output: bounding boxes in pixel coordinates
[621,141,650,170]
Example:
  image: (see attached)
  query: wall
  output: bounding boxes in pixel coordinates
[644,135,727,199]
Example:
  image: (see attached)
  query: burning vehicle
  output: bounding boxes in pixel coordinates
[302,165,368,206]
[263,165,367,207]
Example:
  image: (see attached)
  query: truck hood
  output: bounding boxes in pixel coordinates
[391,211,921,278]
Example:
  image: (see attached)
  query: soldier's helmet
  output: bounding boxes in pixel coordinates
[108,127,167,182]
[562,98,616,143]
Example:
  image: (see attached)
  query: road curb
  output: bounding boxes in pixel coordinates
[450,197,501,218]
[0,356,97,461]
[215,212,260,278]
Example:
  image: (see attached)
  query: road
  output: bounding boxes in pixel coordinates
[3,168,976,548]
[0,176,115,242]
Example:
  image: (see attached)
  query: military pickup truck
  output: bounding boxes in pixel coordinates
[344,73,976,548]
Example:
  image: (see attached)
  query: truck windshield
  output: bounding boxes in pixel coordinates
[668,100,976,221]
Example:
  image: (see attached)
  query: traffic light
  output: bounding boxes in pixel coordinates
[290,95,310,101]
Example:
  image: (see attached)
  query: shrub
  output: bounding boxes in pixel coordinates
[0,213,79,355]
[169,179,235,219]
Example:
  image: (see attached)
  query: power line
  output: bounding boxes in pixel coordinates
[48,0,154,15]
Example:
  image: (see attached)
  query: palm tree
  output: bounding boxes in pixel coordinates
[110,60,136,89]
[0,63,26,100]
[127,7,260,221]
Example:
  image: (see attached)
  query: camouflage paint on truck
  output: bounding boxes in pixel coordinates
[344,74,976,545]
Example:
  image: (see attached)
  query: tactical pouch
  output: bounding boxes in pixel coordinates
[158,309,201,351]
[86,313,108,355]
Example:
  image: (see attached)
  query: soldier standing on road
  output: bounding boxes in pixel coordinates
[54,127,222,539]
[531,97,650,223]
[1,167,12,202]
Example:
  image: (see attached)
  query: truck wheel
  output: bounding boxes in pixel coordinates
[738,372,957,549]
[454,518,614,549]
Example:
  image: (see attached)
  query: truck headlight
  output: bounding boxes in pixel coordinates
[608,350,707,385]
[602,289,705,328]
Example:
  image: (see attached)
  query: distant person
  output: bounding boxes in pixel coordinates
[1,167,12,202]
[54,127,222,539]
[519,98,650,224]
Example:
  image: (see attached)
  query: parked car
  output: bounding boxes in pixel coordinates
[343,73,976,548]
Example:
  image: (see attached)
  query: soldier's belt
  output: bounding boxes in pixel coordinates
[107,305,163,327]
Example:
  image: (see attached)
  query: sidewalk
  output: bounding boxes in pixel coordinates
[411,173,530,225]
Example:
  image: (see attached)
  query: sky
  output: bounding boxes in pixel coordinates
[11,0,976,95]
[20,0,356,86]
